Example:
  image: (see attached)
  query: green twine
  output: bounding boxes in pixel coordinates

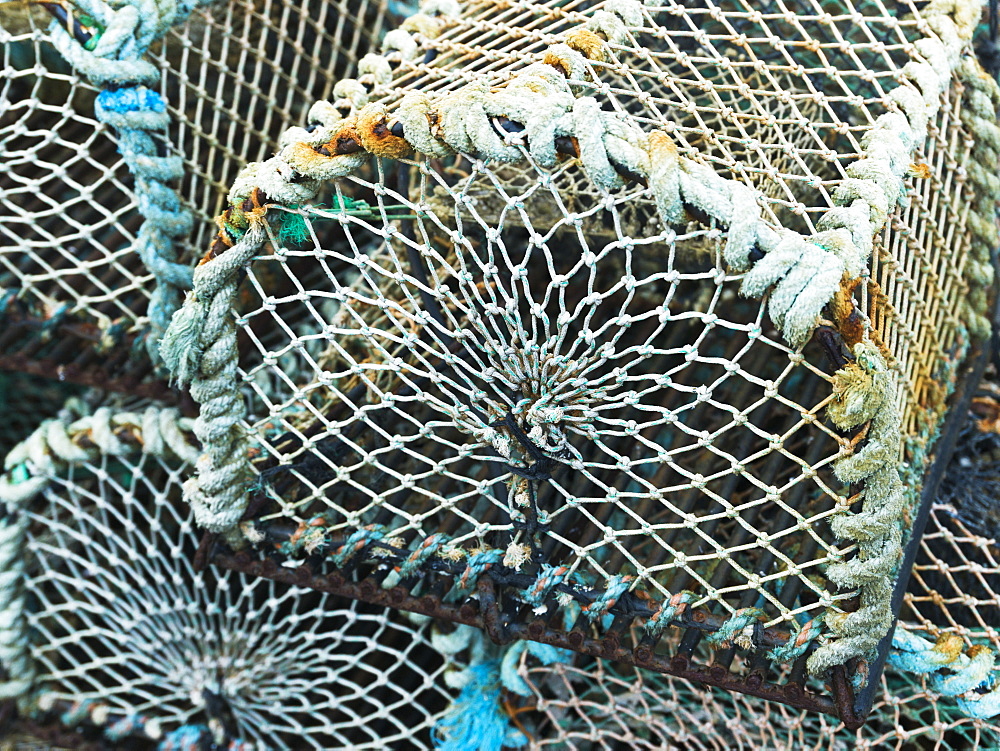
[273,196,419,246]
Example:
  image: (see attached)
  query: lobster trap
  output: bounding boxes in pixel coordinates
[0,397,455,749]
[160,0,1000,730]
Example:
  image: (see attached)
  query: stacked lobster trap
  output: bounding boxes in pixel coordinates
[1,0,1000,747]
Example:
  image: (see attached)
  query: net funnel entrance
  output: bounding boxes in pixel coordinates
[0,398,453,749]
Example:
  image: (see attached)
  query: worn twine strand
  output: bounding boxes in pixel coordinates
[159,0,997,682]
[47,0,211,358]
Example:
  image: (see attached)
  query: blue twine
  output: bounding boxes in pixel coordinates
[397,532,448,578]
[889,630,1000,719]
[60,700,93,727]
[582,575,634,620]
[328,524,386,567]
[432,661,528,751]
[279,515,332,556]
[158,724,209,750]
[704,607,766,648]
[500,640,574,697]
[105,713,146,741]
[644,590,696,637]
[524,564,569,608]
[766,617,824,663]
[0,288,18,319]
[456,549,504,591]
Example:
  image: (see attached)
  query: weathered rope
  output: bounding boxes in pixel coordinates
[265,516,813,659]
[806,341,906,675]
[955,55,1000,341]
[429,621,570,751]
[889,629,1000,719]
[48,0,213,358]
[0,404,199,704]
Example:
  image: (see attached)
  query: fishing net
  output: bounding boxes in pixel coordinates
[518,401,1000,749]
[153,0,1000,726]
[0,0,390,386]
[0,397,453,749]
[3,0,1000,745]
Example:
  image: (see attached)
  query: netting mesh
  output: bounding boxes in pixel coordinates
[518,413,1000,749]
[8,398,452,749]
[208,0,996,689]
[2,0,1000,745]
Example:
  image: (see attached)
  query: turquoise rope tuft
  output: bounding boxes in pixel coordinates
[432,661,528,751]
[889,629,1000,719]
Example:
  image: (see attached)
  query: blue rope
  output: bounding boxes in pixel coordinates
[704,607,766,648]
[889,630,1000,719]
[48,0,212,359]
[432,661,528,751]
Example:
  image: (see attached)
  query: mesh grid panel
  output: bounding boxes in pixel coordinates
[0,0,388,347]
[2,0,1000,741]
[519,430,1000,749]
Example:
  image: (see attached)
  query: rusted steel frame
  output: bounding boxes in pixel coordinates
[0,311,176,403]
[237,521,802,649]
[211,549,840,719]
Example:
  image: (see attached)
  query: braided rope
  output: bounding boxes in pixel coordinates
[889,629,1000,719]
[955,55,1000,341]
[48,0,213,358]
[0,404,199,704]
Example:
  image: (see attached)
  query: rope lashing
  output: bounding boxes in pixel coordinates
[581,575,634,620]
[766,617,825,663]
[643,590,697,638]
[524,564,570,608]
[704,607,767,650]
[36,695,255,748]
[806,341,906,676]
[0,404,199,705]
[455,549,504,593]
[889,629,1000,719]
[271,518,828,663]
[47,0,215,359]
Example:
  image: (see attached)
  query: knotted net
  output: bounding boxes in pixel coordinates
[0,0,389,378]
[0,397,453,749]
[2,0,1000,744]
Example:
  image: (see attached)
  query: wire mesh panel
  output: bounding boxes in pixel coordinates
[157,0,1000,725]
[0,0,389,390]
[517,406,1000,749]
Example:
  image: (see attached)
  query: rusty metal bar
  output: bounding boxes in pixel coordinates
[0,310,177,404]
[210,548,842,720]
